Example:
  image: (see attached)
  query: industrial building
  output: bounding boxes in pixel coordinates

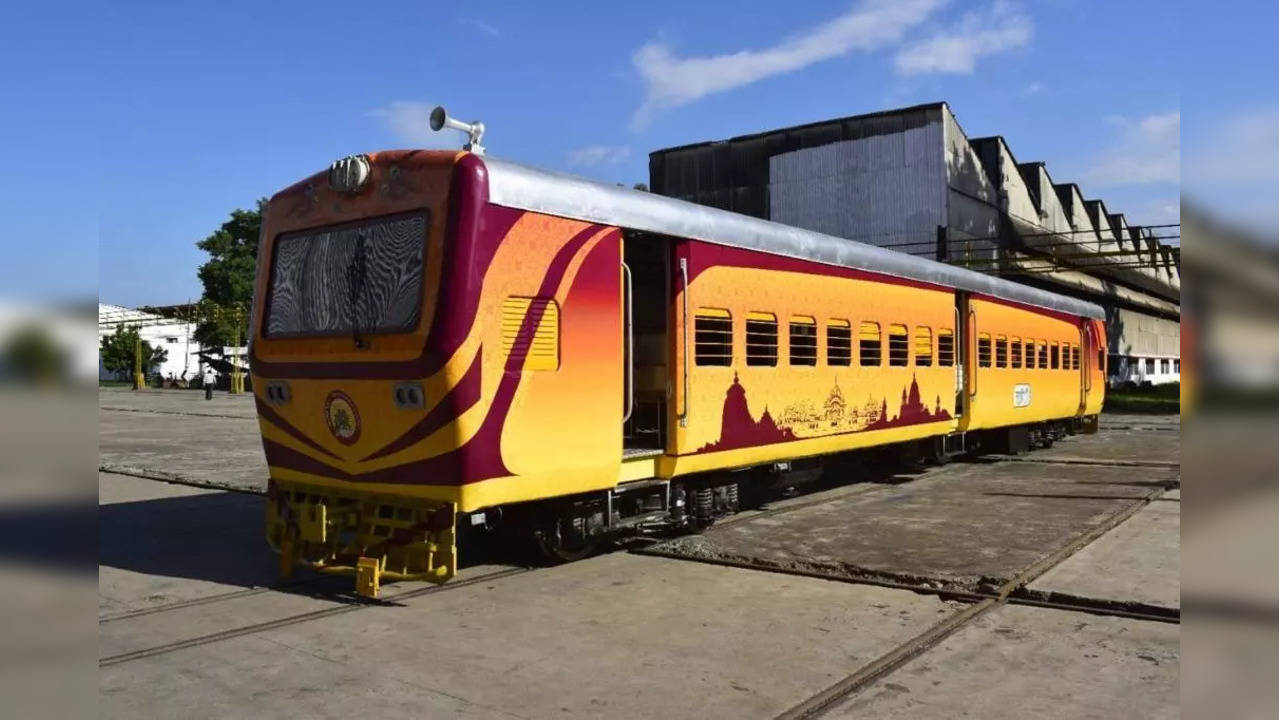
[649,102,1180,387]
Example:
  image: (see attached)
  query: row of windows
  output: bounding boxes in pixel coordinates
[1111,356,1181,375]
[695,309,1086,373]
[695,310,956,368]
[976,334,1081,371]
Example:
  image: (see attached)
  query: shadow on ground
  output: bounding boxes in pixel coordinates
[98,491,520,592]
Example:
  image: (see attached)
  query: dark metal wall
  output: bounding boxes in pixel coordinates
[649,103,946,223]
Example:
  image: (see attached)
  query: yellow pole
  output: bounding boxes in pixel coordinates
[230,307,245,394]
[133,331,144,390]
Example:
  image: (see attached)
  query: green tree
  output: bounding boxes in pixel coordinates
[195,201,264,347]
[1,324,69,384]
[99,325,168,380]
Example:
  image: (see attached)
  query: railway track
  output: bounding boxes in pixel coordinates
[769,484,1170,720]
[98,573,350,625]
[99,566,531,668]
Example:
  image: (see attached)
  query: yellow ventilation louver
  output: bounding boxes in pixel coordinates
[501,297,560,371]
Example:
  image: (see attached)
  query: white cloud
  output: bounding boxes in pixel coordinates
[370,101,464,148]
[1085,111,1180,187]
[1023,81,1043,95]
[894,1,1032,75]
[631,0,945,128]
[567,145,632,167]
[459,17,501,37]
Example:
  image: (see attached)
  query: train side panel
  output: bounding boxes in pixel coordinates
[664,241,958,477]
[961,296,1085,432]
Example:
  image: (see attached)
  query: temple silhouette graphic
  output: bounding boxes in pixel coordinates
[698,373,951,453]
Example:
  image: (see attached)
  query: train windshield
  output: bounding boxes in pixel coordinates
[263,211,427,338]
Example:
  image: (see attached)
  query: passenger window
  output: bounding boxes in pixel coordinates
[789,316,817,366]
[888,324,909,366]
[693,308,732,366]
[827,319,852,366]
[745,312,778,366]
[1011,336,1022,369]
[977,333,992,368]
[937,329,955,367]
[1051,342,1060,370]
[859,321,882,367]
[914,327,933,367]
[1037,342,1048,369]
[995,335,1008,368]
[1071,345,1080,370]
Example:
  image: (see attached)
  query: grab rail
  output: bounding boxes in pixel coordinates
[968,307,978,399]
[622,262,634,423]
[678,257,690,428]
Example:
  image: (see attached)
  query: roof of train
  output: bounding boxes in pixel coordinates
[482,155,1106,320]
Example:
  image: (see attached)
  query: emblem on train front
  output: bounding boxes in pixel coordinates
[323,390,361,445]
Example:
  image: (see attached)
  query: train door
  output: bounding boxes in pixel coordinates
[955,292,970,421]
[1077,323,1089,416]
[622,232,670,458]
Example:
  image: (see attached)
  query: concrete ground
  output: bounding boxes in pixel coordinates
[99,388,266,491]
[1027,491,1180,611]
[643,460,1177,595]
[98,390,1179,718]
[825,603,1179,720]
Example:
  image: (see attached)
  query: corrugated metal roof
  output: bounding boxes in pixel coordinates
[483,155,1105,320]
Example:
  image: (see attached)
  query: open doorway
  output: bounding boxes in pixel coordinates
[622,232,669,456]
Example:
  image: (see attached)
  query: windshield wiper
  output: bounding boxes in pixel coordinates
[346,233,369,349]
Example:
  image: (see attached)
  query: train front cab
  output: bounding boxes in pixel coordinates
[252,151,636,594]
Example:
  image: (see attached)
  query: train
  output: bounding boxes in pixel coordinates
[250,123,1105,597]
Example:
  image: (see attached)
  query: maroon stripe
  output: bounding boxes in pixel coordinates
[456,224,613,482]
[360,350,484,461]
[254,397,340,460]
[972,292,1087,325]
[682,241,953,294]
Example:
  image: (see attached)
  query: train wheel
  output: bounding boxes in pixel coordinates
[929,437,951,465]
[532,516,597,564]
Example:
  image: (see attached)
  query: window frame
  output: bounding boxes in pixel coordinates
[789,315,818,367]
[1010,336,1022,369]
[888,323,910,367]
[914,326,933,368]
[744,311,779,367]
[977,332,992,368]
[858,321,882,367]
[693,307,733,367]
[937,328,955,367]
[995,335,1008,368]
[826,319,852,367]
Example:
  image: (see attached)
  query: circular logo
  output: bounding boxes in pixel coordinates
[323,390,361,445]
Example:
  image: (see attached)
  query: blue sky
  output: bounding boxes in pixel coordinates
[5,1,1222,306]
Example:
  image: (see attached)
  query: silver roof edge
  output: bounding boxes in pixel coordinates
[483,156,1105,320]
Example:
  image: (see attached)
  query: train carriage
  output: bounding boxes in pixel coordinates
[251,144,1105,597]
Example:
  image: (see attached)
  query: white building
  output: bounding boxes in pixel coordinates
[98,303,202,382]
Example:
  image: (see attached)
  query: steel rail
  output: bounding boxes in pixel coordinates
[99,566,531,668]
